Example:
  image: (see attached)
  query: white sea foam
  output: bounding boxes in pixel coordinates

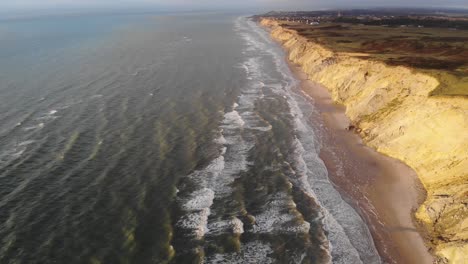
[177,17,323,263]
[176,98,252,238]
[207,216,244,235]
[181,188,215,211]
[291,71,380,264]
[249,125,272,132]
[176,152,226,239]
[23,123,44,131]
[90,94,103,99]
[253,193,311,235]
[242,64,249,74]
[206,241,274,264]
[177,88,255,244]
[279,77,381,263]
[227,18,316,240]
[176,208,211,239]
[180,17,355,261]
[18,140,36,146]
[0,145,27,164]
[36,114,57,121]
[177,188,215,239]
[213,134,227,145]
[231,217,244,234]
[10,149,25,158]
[223,110,245,128]
[239,16,382,263]
[36,109,60,121]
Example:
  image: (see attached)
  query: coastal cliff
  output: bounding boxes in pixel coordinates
[260,18,468,263]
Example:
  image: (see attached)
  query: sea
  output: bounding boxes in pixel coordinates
[0,11,381,264]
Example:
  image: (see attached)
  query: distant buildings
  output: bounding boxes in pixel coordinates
[258,9,468,30]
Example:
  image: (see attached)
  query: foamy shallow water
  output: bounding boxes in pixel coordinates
[173,16,381,264]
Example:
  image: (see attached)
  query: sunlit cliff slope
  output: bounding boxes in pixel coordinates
[260,18,467,263]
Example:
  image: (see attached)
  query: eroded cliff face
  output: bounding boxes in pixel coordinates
[260,18,468,263]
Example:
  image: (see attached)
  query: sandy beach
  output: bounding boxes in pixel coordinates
[288,62,435,264]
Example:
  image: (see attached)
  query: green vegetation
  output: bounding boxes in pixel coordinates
[335,17,468,30]
[280,22,468,96]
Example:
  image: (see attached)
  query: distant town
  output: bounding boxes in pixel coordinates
[254,8,468,30]
[255,8,468,96]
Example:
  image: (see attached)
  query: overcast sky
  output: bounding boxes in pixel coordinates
[1,0,467,11]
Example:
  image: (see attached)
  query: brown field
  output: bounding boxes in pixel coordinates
[279,22,468,96]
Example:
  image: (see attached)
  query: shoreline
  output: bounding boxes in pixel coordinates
[260,17,468,262]
[287,61,434,263]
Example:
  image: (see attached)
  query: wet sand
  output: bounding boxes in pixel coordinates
[288,63,434,264]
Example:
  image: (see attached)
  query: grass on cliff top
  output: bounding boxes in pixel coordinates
[280,21,468,97]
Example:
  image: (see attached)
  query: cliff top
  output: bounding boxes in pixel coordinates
[257,10,468,97]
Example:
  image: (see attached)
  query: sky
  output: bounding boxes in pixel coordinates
[1,0,467,11]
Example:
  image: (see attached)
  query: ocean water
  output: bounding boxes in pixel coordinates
[0,12,380,263]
